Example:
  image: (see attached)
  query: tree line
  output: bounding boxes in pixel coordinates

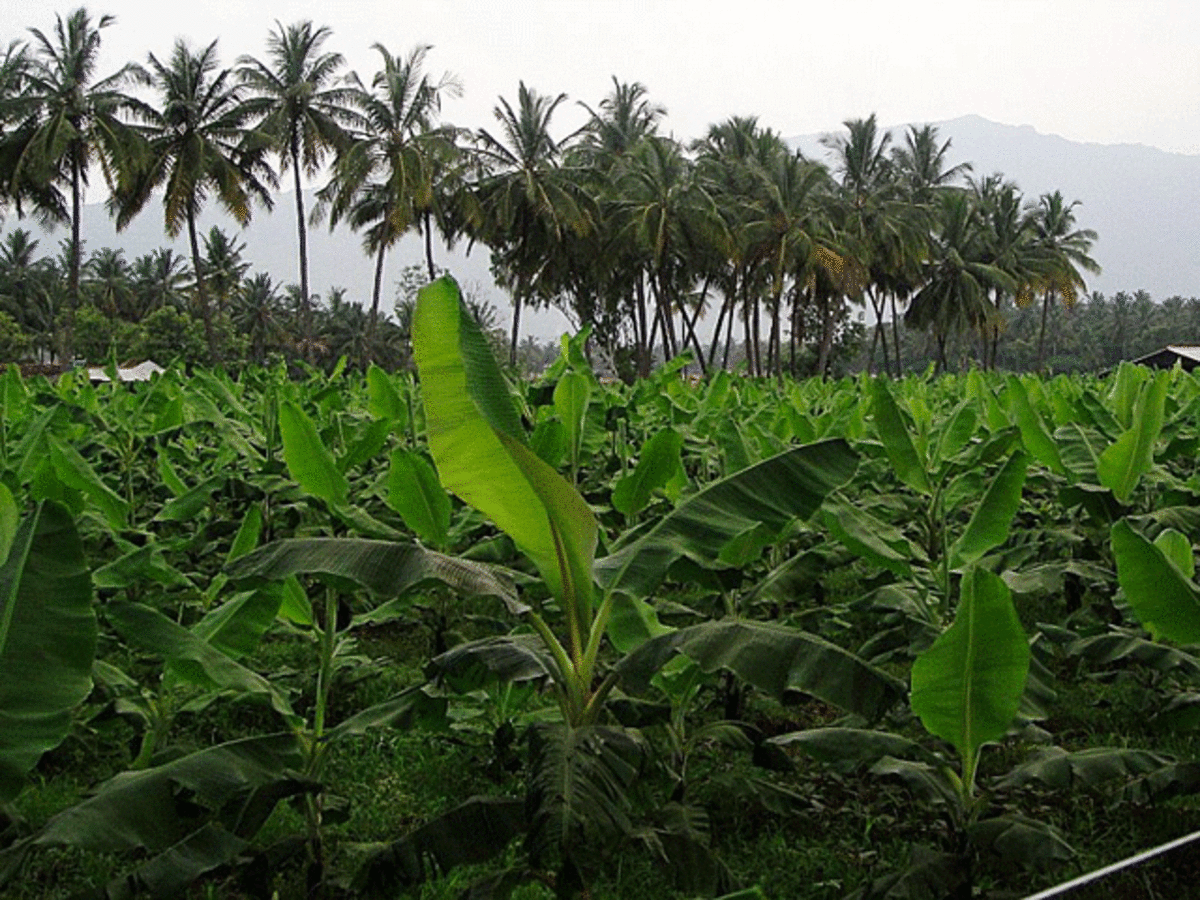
[0,6,1143,379]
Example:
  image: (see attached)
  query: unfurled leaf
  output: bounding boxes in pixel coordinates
[1097,370,1169,503]
[387,450,452,548]
[616,620,903,721]
[948,452,1028,569]
[414,276,596,629]
[279,399,348,507]
[0,502,95,803]
[596,439,858,597]
[1111,520,1200,643]
[870,378,930,493]
[612,428,685,518]
[910,568,1029,780]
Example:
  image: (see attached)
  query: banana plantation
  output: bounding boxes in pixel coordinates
[2,276,1199,899]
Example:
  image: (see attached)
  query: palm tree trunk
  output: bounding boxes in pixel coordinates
[424,211,437,281]
[66,154,83,362]
[292,145,310,313]
[369,239,387,364]
[635,276,650,377]
[509,283,524,368]
[1037,290,1052,370]
[187,208,220,365]
[707,289,731,370]
[890,293,903,376]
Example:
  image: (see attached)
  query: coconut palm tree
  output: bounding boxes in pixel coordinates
[822,114,924,376]
[317,44,460,354]
[1026,190,1100,368]
[83,246,132,321]
[237,21,357,313]
[201,226,250,315]
[6,8,140,359]
[233,271,286,364]
[114,38,274,364]
[471,81,592,365]
[130,247,192,319]
[905,189,1014,371]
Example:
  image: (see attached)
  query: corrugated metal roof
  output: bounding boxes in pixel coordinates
[86,361,165,383]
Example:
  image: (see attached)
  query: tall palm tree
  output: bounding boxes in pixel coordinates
[905,189,1014,371]
[83,246,132,320]
[201,226,250,314]
[471,81,592,365]
[1026,190,1100,368]
[891,124,972,203]
[233,271,286,364]
[115,38,274,364]
[578,77,665,167]
[822,114,923,376]
[613,135,720,370]
[130,247,192,318]
[318,44,460,352]
[237,21,357,313]
[971,174,1037,369]
[6,8,139,359]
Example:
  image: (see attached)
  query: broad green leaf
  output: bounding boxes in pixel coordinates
[326,685,449,742]
[279,399,348,507]
[414,276,596,626]
[105,602,296,723]
[1,734,312,895]
[554,371,591,475]
[225,503,264,564]
[607,594,673,654]
[615,620,904,722]
[1004,376,1065,475]
[612,428,685,518]
[910,568,1029,776]
[996,745,1169,792]
[1111,520,1200,643]
[154,475,226,522]
[367,363,408,428]
[190,591,283,660]
[948,452,1029,569]
[935,401,978,463]
[47,435,128,529]
[821,500,914,578]
[387,449,451,549]
[0,502,96,803]
[1097,370,1169,503]
[0,484,17,565]
[769,727,941,773]
[352,796,525,895]
[93,545,192,590]
[339,418,392,473]
[870,378,930,494]
[226,537,522,613]
[596,439,858,597]
[1155,529,1195,580]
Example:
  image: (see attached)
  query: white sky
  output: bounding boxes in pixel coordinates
[6,0,1200,167]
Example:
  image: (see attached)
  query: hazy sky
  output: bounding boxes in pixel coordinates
[5,0,1199,163]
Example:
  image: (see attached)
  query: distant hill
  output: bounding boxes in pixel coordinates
[792,114,1200,301]
[6,116,1198,343]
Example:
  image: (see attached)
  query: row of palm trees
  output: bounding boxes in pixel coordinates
[0,225,416,369]
[0,7,1100,377]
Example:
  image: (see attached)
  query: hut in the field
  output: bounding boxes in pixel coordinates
[1128,345,1200,372]
[85,360,165,383]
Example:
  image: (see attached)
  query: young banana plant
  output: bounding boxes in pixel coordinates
[413,275,611,726]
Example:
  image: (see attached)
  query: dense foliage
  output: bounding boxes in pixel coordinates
[1,276,1199,898]
[5,7,1180,382]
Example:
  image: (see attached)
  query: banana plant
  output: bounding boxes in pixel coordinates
[770,568,1075,898]
[391,276,902,896]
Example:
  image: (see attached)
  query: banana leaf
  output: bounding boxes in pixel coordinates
[596,439,858,597]
[0,500,96,803]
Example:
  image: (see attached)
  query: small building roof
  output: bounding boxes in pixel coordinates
[86,360,166,383]
[1128,345,1200,371]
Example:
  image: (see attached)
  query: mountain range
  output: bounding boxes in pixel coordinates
[5,115,1198,340]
